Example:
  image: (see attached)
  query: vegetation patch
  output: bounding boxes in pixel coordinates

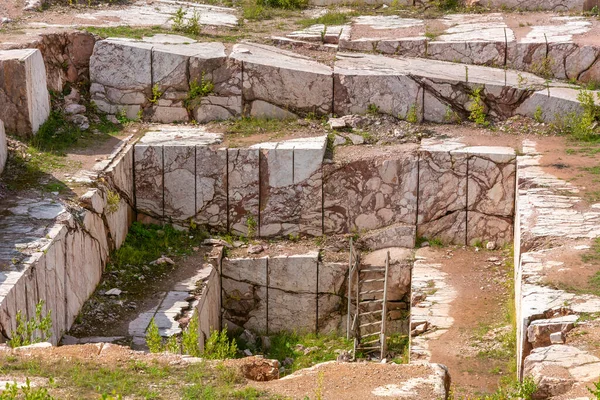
[297,11,357,28]
[0,353,275,399]
[7,301,52,348]
[236,331,352,375]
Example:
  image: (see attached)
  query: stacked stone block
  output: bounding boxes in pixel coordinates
[0,49,50,137]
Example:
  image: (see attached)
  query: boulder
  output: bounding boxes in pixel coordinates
[237,356,280,381]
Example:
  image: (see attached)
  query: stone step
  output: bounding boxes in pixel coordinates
[90,37,598,128]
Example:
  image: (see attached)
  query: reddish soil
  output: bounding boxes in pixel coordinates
[254,361,442,400]
[567,319,600,359]
[421,246,512,397]
[537,240,600,295]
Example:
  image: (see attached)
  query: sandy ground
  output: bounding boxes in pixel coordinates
[419,246,513,397]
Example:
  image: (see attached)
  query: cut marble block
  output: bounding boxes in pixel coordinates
[0,49,50,137]
[317,293,344,333]
[268,289,316,333]
[334,52,546,123]
[90,39,153,117]
[255,136,326,237]
[465,146,516,246]
[134,126,223,221]
[196,146,228,230]
[417,140,468,244]
[228,148,260,235]
[515,87,591,123]
[231,43,333,117]
[0,120,6,175]
[466,146,516,216]
[163,146,196,222]
[221,257,267,332]
[426,40,506,66]
[268,253,319,293]
[334,53,423,119]
[134,144,164,219]
[152,41,242,123]
[323,145,419,234]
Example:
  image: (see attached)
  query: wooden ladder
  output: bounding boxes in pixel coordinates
[347,241,390,360]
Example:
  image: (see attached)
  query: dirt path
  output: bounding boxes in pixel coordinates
[419,247,512,397]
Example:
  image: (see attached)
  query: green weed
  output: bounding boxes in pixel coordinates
[185,73,214,111]
[8,301,52,348]
[0,379,56,400]
[182,313,201,357]
[145,318,163,353]
[203,327,238,360]
[468,87,489,127]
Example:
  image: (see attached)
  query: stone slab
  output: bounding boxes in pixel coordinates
[268,252,319,293]
[0,49,50,137]
[417,141,468,244]
[134,144,163,218]
[255,136,326,237]
[196,146,228,229]
[163,145,196,222]
[231,43,333,116]
[323,146,418,234]
[227,148,260,236]
[268,289,316,333]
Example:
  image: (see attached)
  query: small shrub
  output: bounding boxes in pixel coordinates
[8,301,52,348]
[367,104,380,115]
[1,379,56,400]
[556,89,600,141]
[146,317,163,353]
[406,104,419,124]
[588,377,600,399]
[203,327,238,359]
[171,8,201,36]
[182,313,201,357]
[149,84,162,104]
[246,215,258,240]
[255,0,307,10]
[166,336,180,354]
[433,0,459,11]
[106,190,120,214]
[468,87,489,127]
[184,73,214,110]
[533,106,544,123]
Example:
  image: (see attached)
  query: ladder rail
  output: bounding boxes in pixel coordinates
[380,250,390,358]
[346,238,354,340]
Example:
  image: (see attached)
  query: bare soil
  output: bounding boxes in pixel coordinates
[420,246,513,398]
[536,240,600,296]
[254,361,441,400]
[566,319,600,359]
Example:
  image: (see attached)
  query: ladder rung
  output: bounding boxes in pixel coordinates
[358,346,380,350]
[360,321,382,328]
[359,299,383,304]
[359,310,383,317]
[360,268,385,273]
[360,289,384,295]
[361,332,380,337]
[363,278,385,283]
[362,338,381,346]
